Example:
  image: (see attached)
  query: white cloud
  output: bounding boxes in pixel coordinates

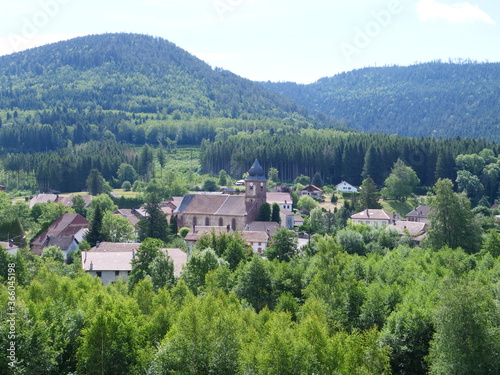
[416,0,495,24]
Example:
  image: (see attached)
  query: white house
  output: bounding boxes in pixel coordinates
[299,185,323,198]
[82,251,133,285]
[241,231,270,254]
[351,209,394,226]
[267,192,293,211]
[336,181,358,193]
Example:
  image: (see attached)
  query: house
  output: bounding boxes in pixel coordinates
[31,213,89,260]
[0,241,19,255]
[220,187,236,195]
[294,215,304,229]
[241,231,270,254]
[82,251,133,285]
[336,181,358,193]
[0,185,6,191]
[299,185,323,198]
[29,193,58,208]
[267,192,293,211]
[280,208,295,230]
[83,242,187,284]
[56,194,93,208]
[351,209,394,226]
[175,159,268,231]
[406,205,432,224]
[245,221,280,237]
[235,180,245,186]
[387,221,427,243]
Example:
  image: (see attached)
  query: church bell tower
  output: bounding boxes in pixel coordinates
[245,158,267,207]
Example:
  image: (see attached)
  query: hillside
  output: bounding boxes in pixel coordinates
[0,33,304,117]
[263,62,500,140]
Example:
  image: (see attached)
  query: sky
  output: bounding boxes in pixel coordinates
[0,0,498,83]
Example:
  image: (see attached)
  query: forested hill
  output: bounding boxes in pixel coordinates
[0,33,303,118]
[262,62,500,140]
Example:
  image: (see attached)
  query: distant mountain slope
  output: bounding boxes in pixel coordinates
[0,33,303,118]
[263,62,500,140]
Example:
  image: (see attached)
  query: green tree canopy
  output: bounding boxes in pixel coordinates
[382,159,420,202]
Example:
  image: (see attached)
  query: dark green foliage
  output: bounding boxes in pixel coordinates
[86,168,106,196]
[359,177,382,209]
[257,202,271,221]
[138,193,170,242]
[311,172,324,188]
[264,61,500,140]
[271,202,281,224]
[265,228,299,262]
[428,179,482,253]
[84,203,103,247]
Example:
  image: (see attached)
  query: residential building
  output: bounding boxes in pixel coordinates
[299,185,323,198]
[335,181,358,193]
[406,205,432,224]
[351,209,394,226]
[31,213,89,260]
[267,192,293,211]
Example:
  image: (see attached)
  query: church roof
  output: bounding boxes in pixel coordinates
[245,159,267,182]
[175,194,247,216]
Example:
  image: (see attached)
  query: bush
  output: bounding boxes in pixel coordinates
[122,181,132,191]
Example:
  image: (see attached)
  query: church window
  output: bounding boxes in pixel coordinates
[232,218,236,230]
[205,217,210,226]
[193,217,197,226]
[219,218,223,226]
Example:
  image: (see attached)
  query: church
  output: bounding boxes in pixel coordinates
[175,159,268,231]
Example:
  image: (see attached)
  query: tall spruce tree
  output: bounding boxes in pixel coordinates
[359,177,382,209]
[257,202,271,221]
[138,193,169,242]
[85,203,103,247]
[271,202,281,224]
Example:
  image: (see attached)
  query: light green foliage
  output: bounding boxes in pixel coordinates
[88,194,118,216]
[297,195,318,212]
[181,248,227,294]
[294,174,310,186]
[268,167,280,184]
[428,179,482,253]
[41,245,65,262]
[456,153,486,175]
[129,238,175,292]
[101,212,135,243]
[117,163,138,184]
[382,159,420,202]
[428,280,500,375]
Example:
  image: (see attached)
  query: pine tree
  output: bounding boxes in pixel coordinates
[85,203,103,247]
[138,193,169,242]
[271,202,281,224]
[257,202,271,221]
[359,177,382,209]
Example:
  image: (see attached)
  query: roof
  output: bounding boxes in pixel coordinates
[29,194,58,208]
[245,221,280,236]
[175,194,247,216]
[0,241,18,250]
[89,242,141,252]
[336,181,357,188]
[351,209,392,221]
[113,209,140,227]
[406,205,432,219]
[82,251,133,271]
[165,248,188,277]
[387,221,427,236]
[31,213,89,250]
[245,159,267,182]
[267,192,292,205]
[241,231,269,243]
[301,185,323,192]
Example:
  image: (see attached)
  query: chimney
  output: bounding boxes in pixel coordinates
[89,261,93,271]
[366,209,369,218]
[96,241,100,248]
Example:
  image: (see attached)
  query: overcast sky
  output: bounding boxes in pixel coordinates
[0,0,498,83]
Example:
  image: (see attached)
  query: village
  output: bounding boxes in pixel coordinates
[1,159,433,285]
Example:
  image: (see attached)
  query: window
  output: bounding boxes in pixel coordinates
[205,217,210,226]
[232,218,237,230]
[96,271,102,278]
[115,271,120,276]
[193,217,197,226]
[219,218,223,226]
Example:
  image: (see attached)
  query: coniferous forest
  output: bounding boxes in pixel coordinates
[2,33,500,374]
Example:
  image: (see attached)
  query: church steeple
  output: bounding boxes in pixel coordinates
[245,158,267,203]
